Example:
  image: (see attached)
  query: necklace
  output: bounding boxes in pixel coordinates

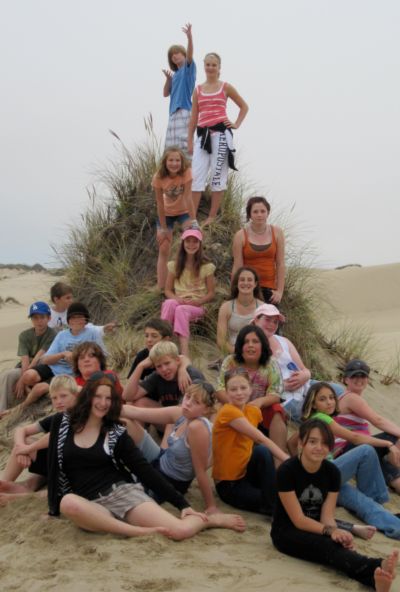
[250,222,267,235]
[237,297,256,308]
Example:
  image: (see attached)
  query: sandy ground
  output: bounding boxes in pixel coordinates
[0,265,399,592]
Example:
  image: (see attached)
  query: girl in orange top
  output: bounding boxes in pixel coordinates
[212,368,288,514]
[232,196,285,304]
[152,147,197,289]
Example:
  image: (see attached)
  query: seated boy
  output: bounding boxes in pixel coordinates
[22,303,107,392]
[123,341,203,408]
[0,375,78,503]
[127,318,173,380]
[0,301,56,413]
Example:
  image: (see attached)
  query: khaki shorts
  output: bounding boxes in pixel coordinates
[94,482,154,519]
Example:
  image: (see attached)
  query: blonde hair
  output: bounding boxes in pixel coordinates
[149,341,179,363]
[49,374,78,396]
[185,381,216,414]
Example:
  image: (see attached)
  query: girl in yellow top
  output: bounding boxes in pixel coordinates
[161,228,215,356]
[152,147,197,289]
[212,368,288,515]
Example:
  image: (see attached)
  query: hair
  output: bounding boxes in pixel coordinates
[245,196,271,221]
[72,342,106,377]
[69,376,121,433]
[185,380,216,414]
[144,318,173,338]
[301,382,339,421]
[230,266,262,300]
[167,44,186,71]
[299,418,335,451]
[149,340,180,364]
[156,146,190,179]
[175,233,208,280]
[50,281,73,302]
[49,374,78,396]
[223,367,251,388]
[204,52,221,65]
[234,325,272,367]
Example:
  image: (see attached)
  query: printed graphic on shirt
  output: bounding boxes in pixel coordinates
[165,183,184,202]
[299,484,323,519]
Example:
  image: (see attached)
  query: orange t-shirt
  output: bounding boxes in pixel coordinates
[152,168,192,217]
[212,403,262,481]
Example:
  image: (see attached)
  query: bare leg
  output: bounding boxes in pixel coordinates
[1,453,25,481]
[60,494,168,537]
[22,369,42,387]
[178,335,190,357]
[0,474,44,493]
[127,501,245,541]
[203,190,224,224]
[156,233,172,290]
[351,524,376,540]
[20,382,49,409]
[192,191,202,216]
[268,414,288,462]
[388,476,400,494]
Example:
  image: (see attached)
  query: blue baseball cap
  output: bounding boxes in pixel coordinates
[28,301,51,317]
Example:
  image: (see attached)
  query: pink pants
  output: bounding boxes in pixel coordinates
[161,299,205,338]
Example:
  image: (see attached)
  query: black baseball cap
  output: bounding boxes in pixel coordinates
[343,359,370,378]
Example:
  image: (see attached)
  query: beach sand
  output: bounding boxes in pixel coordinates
[0,265,399,591]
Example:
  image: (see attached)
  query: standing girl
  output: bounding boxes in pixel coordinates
[161,228,215,356]
[47,375,245,539]
[153,147,197,289]
[212,368,289,514]
[188,52,248,225]
[271,418,398,590]
[232,197,285,304]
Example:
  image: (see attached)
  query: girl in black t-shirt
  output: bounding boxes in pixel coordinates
[271,419,398,590]
[48,374,245,539]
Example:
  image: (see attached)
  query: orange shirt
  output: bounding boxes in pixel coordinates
[212,403,262,481]
[152,168,192,217]
[242,226,277,289]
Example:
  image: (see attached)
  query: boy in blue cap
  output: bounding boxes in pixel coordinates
[0,301,56,412]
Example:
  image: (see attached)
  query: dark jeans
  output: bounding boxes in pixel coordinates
[215,445,276,514]
[342,432,400,484]
[271,527,381,588]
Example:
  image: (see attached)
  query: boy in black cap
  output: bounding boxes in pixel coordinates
[0,302,56,413]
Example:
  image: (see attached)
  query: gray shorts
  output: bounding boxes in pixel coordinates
[94,482,154,519]
[137,430,161,463]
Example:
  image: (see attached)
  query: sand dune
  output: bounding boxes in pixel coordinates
[0,265,399,591]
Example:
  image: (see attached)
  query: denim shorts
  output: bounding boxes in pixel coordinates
[156,213,190,230]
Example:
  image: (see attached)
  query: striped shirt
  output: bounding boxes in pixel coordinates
[197,82,228,127]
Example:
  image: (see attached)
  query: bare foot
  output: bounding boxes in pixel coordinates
[207,512,246,532]
[381,550,399,579]
[351,524,376,540]
[0,492,31,506]
[0,480,31,494]
[374,567,394,592]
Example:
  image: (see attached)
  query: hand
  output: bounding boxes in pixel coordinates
[63,351,73,363]
[387,444,400,467]
[156,228,171,246]
[162,69,173,81]
[14,377,26,400]
[103,322,118,334]
[139,357,154,370]
[331,528,354,549]
[16,454,32,469]
[270,289,283,304]
[284,371,309,391]
[205,505,220,516]
[182,23,192,38]
[223,118,237,129]
[181,507,208,522]
[177,367,192,394]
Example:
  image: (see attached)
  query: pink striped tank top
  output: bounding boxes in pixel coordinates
[197,82,228,127]
[333,403,370,457]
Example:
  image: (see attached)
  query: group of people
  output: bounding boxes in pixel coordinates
[0,23,399,592]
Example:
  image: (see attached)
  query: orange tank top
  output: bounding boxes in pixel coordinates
[242,226,277,289]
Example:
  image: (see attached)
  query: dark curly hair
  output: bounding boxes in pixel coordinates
[234,325,272,367]
[72,342,106,377]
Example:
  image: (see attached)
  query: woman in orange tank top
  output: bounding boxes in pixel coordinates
[232,197,285,304]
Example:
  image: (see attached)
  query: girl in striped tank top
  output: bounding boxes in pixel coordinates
[188,52,248,225]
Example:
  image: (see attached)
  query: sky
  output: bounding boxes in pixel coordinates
[1,0,399,269]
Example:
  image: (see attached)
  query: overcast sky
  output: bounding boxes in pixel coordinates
[1,0,399,268]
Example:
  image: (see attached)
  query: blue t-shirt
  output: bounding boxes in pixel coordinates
[169,60,196,115]
[45,326,106,375]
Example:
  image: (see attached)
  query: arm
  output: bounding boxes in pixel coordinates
[182,22,193,64]
[28,348,47,368]
[183,180,196,221]
[225,84,249,129]
[343,394,400,438]
[231,230,244,279]
[284,339,311,390]
[187,420,218,513]
[41,350,72,366]
[122,361,151,403]
[188,272,215,307]
[121,404,181,426]
[177,354,192,393]
[230,417,288,463]
[155,187,168,232]
[270,226,285,304]
[164,269,179,300]
[331,419,400,458]
[14,432,50,457]
[187,90,198,155]
[13,422,42,447]
[216,301,234,355]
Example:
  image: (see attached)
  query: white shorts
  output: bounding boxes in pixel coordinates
[165,109,191,157]
[191,131,229,192]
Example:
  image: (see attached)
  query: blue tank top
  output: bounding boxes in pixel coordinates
[159,416,212,482]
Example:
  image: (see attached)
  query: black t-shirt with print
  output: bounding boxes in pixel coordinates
[272,456,341,534]
[140,365,204,406]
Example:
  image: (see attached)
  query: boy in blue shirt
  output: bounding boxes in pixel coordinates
[163,23,196,156]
